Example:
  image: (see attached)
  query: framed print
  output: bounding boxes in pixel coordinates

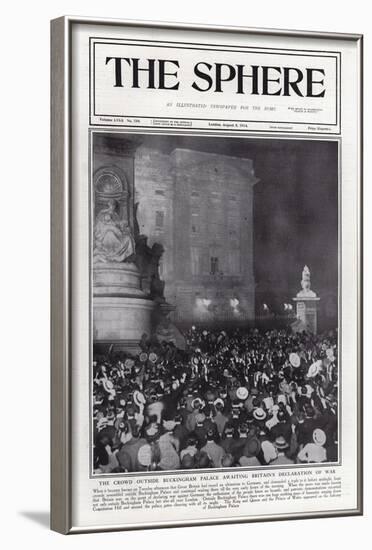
[51,16,363,533]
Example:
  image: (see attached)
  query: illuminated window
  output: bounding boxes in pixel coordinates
[191,212,200,234]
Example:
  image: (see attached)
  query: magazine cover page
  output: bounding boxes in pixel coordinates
[51,17,362,532]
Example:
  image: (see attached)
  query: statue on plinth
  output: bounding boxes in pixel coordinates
[93,199,135,264]
[292,265,320,334]
[296,265,317,299]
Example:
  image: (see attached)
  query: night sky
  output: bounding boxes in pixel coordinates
[125,133,339,322]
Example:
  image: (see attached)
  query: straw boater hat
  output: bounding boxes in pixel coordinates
[253,407,267,421]
[133,390,146,407]
[307,359,323,378]
[313,428,327,446]
[274,436,289,450]
[191,397,205,409]
[289,353,301,368]
[102,379,114,392]
[236,386,249,400]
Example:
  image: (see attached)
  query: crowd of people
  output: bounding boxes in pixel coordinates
[93,327,338,473]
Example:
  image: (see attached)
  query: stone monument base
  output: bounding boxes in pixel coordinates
[93,296,155,353]
[93,262,155,353]
[293,296,320,334]
[93,262,145,297]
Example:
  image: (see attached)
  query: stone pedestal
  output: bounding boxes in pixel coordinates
[292,296,320,334]
[93,262,145,297]
[93,263,155,352]
[93,295,154,352]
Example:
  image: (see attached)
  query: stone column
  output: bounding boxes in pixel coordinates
[92,135,154,353]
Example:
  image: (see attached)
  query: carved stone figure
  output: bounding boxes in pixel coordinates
[135,235,165,300]
[93,199,135,264]
[296,265,317,298]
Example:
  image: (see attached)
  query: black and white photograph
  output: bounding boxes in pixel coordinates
[92,133,339,474]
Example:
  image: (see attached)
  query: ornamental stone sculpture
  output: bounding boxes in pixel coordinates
[93,198,135,264]
[296,265,317,298]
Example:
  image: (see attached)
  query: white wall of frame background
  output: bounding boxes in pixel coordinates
[1,0,370,546]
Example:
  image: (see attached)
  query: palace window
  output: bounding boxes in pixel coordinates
[191,247,202,275]
[191,212,200,234]
[155,210,165,229]
[210,256,219,275]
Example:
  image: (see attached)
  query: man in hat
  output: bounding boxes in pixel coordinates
[194,413,211,447]
[145,391,164,424]
[220,424,236,456]
[162,379,185,420]
[185,397,204,432]
[172,414,190,450]
[212,398,228,437]
[116,424,148,472]
[270,436,294,465]
[239,437,261,467]
[244,389,259,413]
[228,399,246,430]
[157,419,181,471]
[180,435,199,461]
[185,387,197,413]
[94,433,112,474]
[256,422,277,465]
[270,408,292,443]
[176,396,190,424]
[297,428,327,463]
[144,415,163,443]
[296,385,312,412]
[230,422,251,462]
[201,429,225,468]
[297,404,324,446]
